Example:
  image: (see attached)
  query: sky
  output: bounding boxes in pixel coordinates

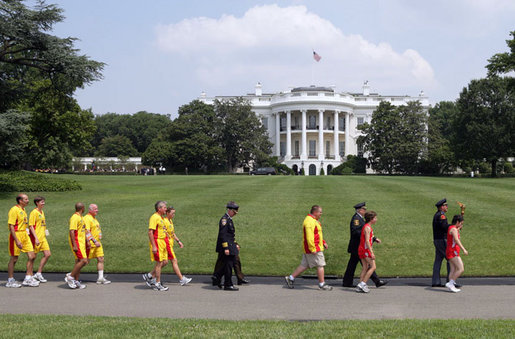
[46,0,514,117]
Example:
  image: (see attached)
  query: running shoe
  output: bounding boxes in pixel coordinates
[284,276,294,289]
[179,276,192,286]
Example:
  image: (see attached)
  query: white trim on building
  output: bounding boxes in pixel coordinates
[200,82,429,175]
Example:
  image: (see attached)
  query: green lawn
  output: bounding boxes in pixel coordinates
[1,175,514,277]
[0,315,513,338]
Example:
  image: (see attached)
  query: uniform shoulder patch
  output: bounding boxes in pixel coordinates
[221,218,227,226]
[354,219,360,226]
[440,214,446,219]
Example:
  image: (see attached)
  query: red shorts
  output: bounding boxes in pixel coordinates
[358,248,372,260]
[446,249,460,260]
[165,237,175,260]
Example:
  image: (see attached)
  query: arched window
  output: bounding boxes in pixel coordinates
[309,164,317,176]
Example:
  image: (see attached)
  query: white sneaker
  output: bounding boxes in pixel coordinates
[445,282,461,293]
[142,273,155,287]
[6,279,22,288]
[34,273,47,283]
[66,275,77,289]
[74,280,86,289]
[356,283,369,293]
[319,283,333,291]
[96,277,111,285]
[153,282,169,291]
[284,276,294,289]
[22,277,40,287]
[362,284,370,293]
[180,276,192,286]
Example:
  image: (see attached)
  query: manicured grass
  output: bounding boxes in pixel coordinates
[0,314,513,338]
[1,175,514,277]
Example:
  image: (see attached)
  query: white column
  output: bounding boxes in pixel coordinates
[301,110,307,160]
[333,111,339,161]
[275,112,281,156]
[318,109,324,160]
[345,112,350,156]
[286,111,291,160]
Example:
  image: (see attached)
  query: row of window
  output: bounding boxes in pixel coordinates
[261,116,366,130]
[280,141,346,157]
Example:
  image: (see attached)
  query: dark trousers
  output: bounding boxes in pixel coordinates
[213,252,236,287]
[432,239,450,285]
[342,252,380,286]
[214,254,245,281]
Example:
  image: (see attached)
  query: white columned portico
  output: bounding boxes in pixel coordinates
[318,109,324,160]
[345,112,350,156]
[333,111,339,161]
[275,112,281,156]
[301,110,307,160]
[285,111,291,160]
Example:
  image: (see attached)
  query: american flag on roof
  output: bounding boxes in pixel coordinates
[313,50,321,62]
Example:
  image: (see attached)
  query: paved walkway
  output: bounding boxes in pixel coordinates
[0,273,513,320]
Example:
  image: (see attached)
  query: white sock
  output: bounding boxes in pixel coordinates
[360,281,366,286]
[98,270,104,279]
[450,279,455,285]
[289,275,295,281]
[319,282,325,287]
[25,275,31,281]
[8,277,14,282]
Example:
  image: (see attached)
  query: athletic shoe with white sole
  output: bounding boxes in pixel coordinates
[6,279,22,288]
[96,277,111,284]
[362,284,370,293]
[34,273,47,283]
[64,273,71,283]
[153,282,169,291]
[22,277,40,287]
[142,273,155,287]
[65,275,77,289]
[319,283,333,291]
[284,276,294,289]
[179,276,192,286]
[445,282,461,293]
[74,280,87,289]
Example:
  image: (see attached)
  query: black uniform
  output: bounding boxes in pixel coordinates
[213,243,246,284]
[342,212,381,287]
[432,209,450,286]
[213,213,239,287]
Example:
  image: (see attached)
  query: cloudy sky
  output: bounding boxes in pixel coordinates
[49,0,514,117]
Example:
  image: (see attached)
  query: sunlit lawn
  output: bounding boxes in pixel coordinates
[1,174,514,277]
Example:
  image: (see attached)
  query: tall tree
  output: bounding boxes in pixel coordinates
[214,98,272,173]
[425,101,459,174]
[359,101,427,174]
[454,77,515,177]
[0,109,29,168]
[95,135,138,157]
[486,31,515,76]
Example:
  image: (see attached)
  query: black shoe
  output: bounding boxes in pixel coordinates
[454,283,462,288]
[224,285,239,291]
[237,278,250,285]
[432,284,445,287]
[375,280,389,288]
[211,276,222,289]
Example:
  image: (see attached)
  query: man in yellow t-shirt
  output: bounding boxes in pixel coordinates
[84,203,110,284]
[6,193,39,288]
[284,205,332,291]
[142,200,169,291]
[66,202,88,289]
[29,196,51,283]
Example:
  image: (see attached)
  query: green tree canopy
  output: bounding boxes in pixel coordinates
[0,109,29,168]
[487,31,515,77]
[454,76,515,177]
[359,101,427,174]
[214,98,272,173]
[95,135,138,157]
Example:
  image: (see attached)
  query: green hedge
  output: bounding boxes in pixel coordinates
[0,171,81,192]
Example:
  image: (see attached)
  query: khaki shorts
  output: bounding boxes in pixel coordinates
[300,251,326,268]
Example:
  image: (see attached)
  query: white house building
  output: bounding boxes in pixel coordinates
[199,82,429,175]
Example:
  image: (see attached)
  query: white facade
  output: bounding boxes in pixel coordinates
[200,82,429,175]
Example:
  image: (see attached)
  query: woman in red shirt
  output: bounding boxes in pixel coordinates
[357,211,380,293]
[445,215,468,293]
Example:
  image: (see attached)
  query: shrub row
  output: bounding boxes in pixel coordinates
[0,171,82,192]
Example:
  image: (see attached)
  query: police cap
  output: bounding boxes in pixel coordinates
[353,202,366,209]
[435,198,447,208]
[226,201,239,210]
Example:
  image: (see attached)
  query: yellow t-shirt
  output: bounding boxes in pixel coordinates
[84,213,101,242]
[8,205,28,232]
[29,209,46,240]
[149,213,166,239]
[69,213,86,244]
[164,217,175,242]
[302,214,325,254]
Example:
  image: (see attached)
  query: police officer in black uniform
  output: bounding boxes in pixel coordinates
[432,198,451,287]
[342,202,388,288]
[212,201,240,291]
